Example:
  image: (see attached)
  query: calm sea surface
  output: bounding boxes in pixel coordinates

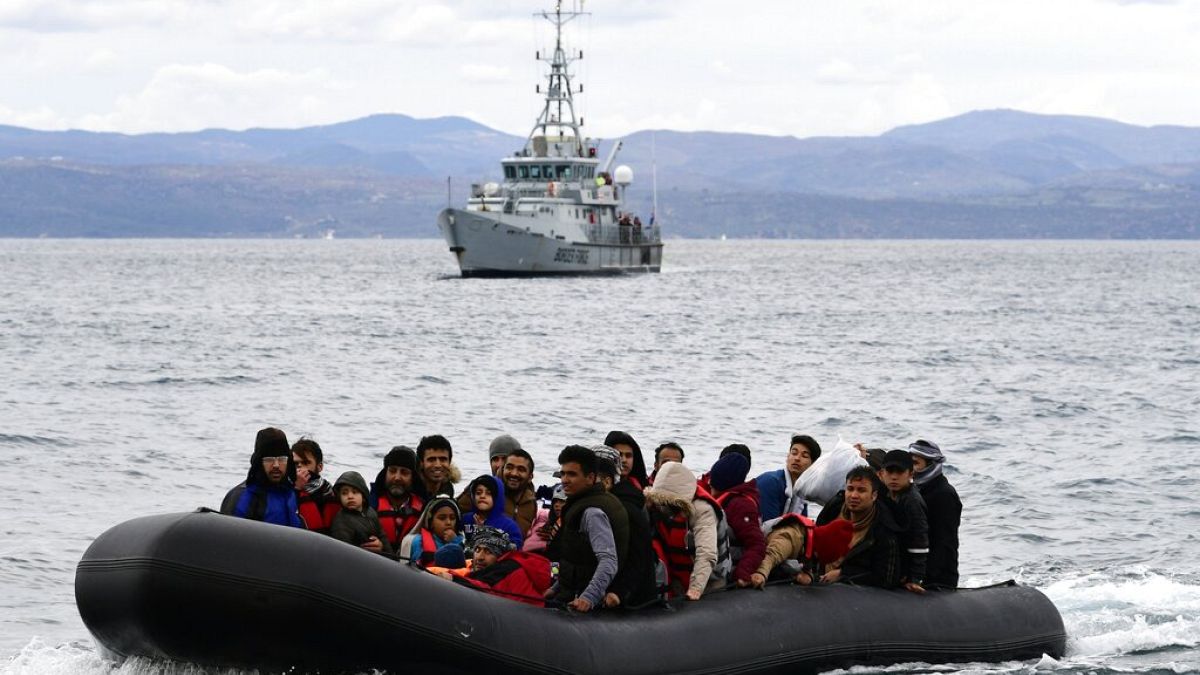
[2,239,1198,674]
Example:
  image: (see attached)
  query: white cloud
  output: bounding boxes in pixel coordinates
[0,0,184,32]
[77,63,346,133]
[459,64,511,84]
[83,48,118,71]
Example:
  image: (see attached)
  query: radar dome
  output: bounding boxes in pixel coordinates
[483,182,500,197]
[613,165,634,186]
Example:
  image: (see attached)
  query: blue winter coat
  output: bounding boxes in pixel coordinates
[462,475,525,549]
[755,468,807,522]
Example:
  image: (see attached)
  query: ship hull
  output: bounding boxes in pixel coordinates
[438,208,662,277]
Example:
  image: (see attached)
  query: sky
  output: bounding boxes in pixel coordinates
[2,0,1198,139]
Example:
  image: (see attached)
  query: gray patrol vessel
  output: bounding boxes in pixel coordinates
[437,2,663,277]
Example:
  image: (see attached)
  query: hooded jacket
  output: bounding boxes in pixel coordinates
[607,478,659,608]
[605,430,649,489]
[644,462,720,597]
[220,440,303,528]
[405,496,465,567]
[462,475,525,549]
[328,471,392,556]
[918,472,961,588]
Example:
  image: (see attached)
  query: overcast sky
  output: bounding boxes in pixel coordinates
[2,0,1198,139]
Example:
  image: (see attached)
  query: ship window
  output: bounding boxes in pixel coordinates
[543,165,553,178]
[518,165,530,179]
[530,165,541,179]
[504,166,515,180]
[557,165,571,179]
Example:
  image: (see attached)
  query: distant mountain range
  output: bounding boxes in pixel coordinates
[2,109,1198,238]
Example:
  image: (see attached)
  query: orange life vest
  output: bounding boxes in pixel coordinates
[378,493,424,546]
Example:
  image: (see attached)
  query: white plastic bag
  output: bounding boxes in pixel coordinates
[792,435,867,506]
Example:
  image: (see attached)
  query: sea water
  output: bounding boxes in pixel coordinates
[1,238,1198,674]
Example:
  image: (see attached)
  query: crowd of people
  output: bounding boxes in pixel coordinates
[219,428,962,611]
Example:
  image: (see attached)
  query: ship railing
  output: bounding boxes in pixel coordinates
[584,224,662,245]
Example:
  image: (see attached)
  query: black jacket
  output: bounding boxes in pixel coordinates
[607,480,659,608]
[887,485,929,585]
[329,507,393,556]
[918,474,961,588]
[817,491,904,589]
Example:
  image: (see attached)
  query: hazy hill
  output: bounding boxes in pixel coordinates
[2,109,1199,237]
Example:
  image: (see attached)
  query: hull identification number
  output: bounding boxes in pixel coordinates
[553,248,589,264]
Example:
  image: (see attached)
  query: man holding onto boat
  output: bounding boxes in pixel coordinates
[546,445,629,612]
[220,427,304,528]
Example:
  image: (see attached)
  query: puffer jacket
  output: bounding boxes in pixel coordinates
[644,462,719,597]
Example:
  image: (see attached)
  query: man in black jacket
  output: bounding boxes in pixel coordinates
[877,450,929,594]
[815,466,903,588]
[909,439,962,589]
[590,445,658,609]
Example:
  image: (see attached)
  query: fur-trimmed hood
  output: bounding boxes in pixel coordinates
[644,461,698,516]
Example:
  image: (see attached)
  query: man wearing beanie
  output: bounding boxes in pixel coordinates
[708,453,767,588]
[909,439,961,588]
[220,427,304,528]
[488,434,521,476]
[443,526,552,607]
[368,445,425,552]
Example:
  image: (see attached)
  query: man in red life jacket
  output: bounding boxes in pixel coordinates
[291,438,340,534]
[367,446,425,553]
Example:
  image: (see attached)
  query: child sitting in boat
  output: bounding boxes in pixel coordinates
[405,497,466,568]
[328,471,392,556]
[436,526,552,606]
[644,461,725,600]
[522,483,566,554]
[462,475,525,549]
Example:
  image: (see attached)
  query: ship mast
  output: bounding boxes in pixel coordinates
[527,1,589,158]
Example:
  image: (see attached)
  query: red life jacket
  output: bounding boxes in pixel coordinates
[378,493,424,547]
[417,528,438,568]
[650,507,694,598]
[296,493,340,533]
[775,513,817,560]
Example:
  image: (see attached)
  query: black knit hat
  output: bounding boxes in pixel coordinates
[254,427,290,459]
[384,445,418,472]
[709,453,750,492]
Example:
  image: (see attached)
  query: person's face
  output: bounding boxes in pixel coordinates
[422,448,451,484]
[431,506,457,541]
[559,461,596,497]
[293,451,322,478]
[843,477,877,514]
[261,455,289,483]
[338,485,363,511]
[473,484,494,512]
[552,499,565,517]
[655,447,683,470]
[910,455,930,473]
[490,454,507,476]
[502,456,532,493]
[613,443,635,476]
[473,546,499,570]
[786,443,813,478]
[877,467,912,494]
[386,465,413,497]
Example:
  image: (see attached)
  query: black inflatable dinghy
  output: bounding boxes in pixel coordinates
[76,510,1066,674]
